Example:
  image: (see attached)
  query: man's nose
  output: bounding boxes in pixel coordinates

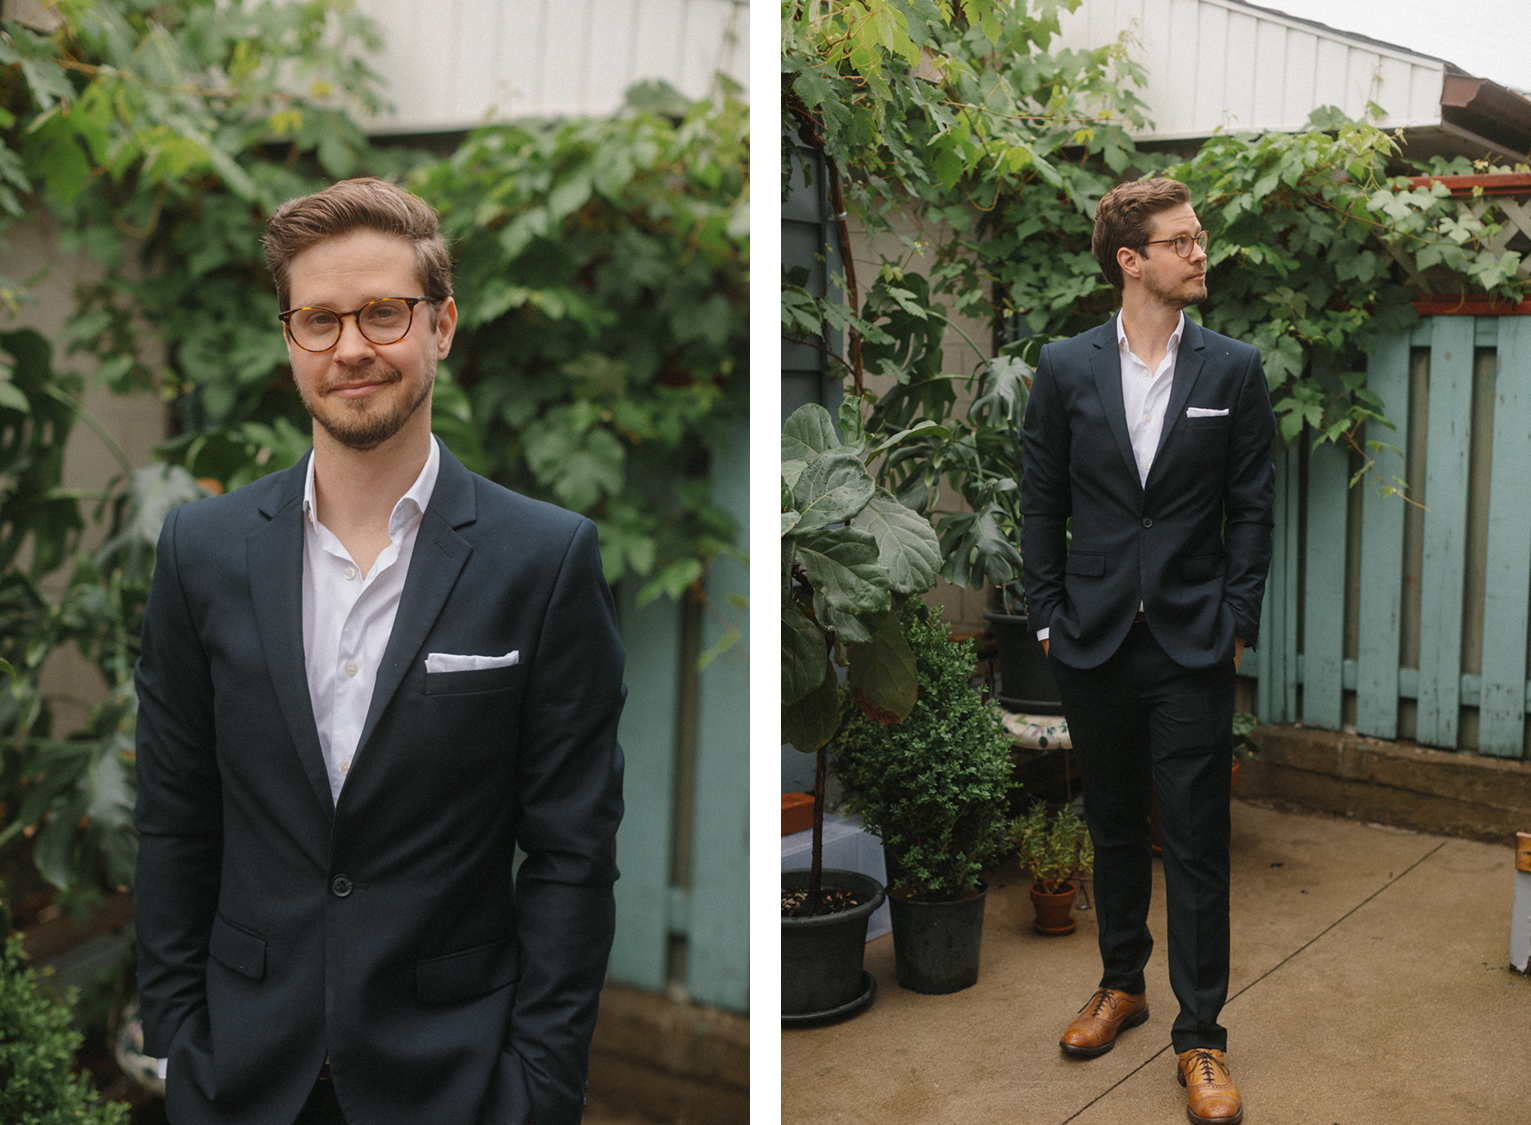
[332,315,374,361]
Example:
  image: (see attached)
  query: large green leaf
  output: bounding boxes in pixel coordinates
[781,402,841,463]
[782,600,828,706]
[851,489,941,595]
[782,670,841,753]
[792,450,875,529]
[794,526,890,615]
[846,608,919,725]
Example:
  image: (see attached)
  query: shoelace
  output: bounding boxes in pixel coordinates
[1082,990,1116,1018]
[1185,1049,1225,1085]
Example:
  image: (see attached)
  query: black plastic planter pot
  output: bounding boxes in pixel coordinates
[985,612,1063,714]
[781,868,886,1027]
[887,883,988,994]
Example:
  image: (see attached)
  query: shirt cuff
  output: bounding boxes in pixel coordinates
[1035,627,1049,641]
[157,1058,167,1080]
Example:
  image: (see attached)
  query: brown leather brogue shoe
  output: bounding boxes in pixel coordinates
[1059,988,1149,1057]
[1177,1048,1243,1125]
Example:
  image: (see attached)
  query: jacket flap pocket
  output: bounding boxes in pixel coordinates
[1065,553,1105,577]
[424,665,524,696]
[417,936,520,1005]
[209,915,266,981]
[1182,554,1227,582]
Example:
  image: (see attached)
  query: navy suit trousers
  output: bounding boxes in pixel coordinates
[1050,622,1235,1053]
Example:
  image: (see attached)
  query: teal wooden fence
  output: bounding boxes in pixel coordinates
[1252,314,1531,760]
[606,422,750,1013]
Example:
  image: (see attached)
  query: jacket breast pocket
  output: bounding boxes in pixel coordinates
[1065,552,1105,577]
[424,665,524,696]
[209,914,267,981]
[417,935,521,1005]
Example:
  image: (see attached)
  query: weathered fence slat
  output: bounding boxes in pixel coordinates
[1303,435,1348,728]
[682,423,750,1012]
[1416,318,1476,748]
[1355,330,1412,739]
[610,591,682,993]
[1282,446,1301,721]
[1479,317,1531,756]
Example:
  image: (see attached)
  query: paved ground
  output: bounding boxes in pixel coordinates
[782,799,1531,1124]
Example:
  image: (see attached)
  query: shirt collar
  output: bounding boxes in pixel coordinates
[303,434,441,534]
[1116,310,1186,358]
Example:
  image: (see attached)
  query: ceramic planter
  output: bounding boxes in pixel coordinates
[984,612,1063,714]
[886,882,988,994]
[1029,881,1079,935]
[782,868,885,1026]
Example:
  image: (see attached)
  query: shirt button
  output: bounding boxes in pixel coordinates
[344,661,359,677]
[344,566,357,580]
[1142,517,1153,528]
[340,760,350,775]
[330,875,352,898]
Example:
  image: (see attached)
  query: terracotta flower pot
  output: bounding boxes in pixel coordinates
[1029,881,1078,935]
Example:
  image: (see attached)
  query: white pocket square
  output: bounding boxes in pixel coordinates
[1186,407,1229,418]
[425,651,520,673]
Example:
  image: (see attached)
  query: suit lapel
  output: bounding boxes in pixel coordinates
[352,445,478,761]
[1089,315,1140,489]
[248,455,334,816]
[1153,315,1207,467]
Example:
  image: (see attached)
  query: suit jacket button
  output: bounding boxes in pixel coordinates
[1141,517,1153,528]
[330,875,353,898]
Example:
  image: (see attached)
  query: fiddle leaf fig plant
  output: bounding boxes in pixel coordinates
[781,395,945,904]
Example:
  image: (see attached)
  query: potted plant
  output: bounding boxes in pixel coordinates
[869,347,1063,714]
[1009,800,1095,935]
[781,398,945,1023]
[834,597,1015,994]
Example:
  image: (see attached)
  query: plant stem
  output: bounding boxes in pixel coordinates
[809,739,828,909]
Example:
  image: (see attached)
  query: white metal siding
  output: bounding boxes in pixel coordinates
[1058,0,1445,139]
[354,0,747,135]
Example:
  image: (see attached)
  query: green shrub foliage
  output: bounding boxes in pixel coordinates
[0,918,129,1124]
[835,598,1013,901]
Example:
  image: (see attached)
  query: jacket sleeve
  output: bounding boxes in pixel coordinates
[505,517,626,1125]
[1019,343,1072,636]
[1221,345,1277,647]
[133,504,223,1059]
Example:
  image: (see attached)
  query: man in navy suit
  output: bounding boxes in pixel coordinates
[133,177,626,1125]
[1020,179,1274,1125]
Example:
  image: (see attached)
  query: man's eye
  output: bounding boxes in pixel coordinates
[303,311,338,328]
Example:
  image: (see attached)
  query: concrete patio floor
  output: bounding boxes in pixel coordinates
[782,799,1531,1124]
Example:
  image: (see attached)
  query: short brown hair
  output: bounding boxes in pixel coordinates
[263,177,452,311]
[1091,179,1192,290]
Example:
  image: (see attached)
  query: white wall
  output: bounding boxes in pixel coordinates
[355,0,749,134]
[1058,0,1446,138]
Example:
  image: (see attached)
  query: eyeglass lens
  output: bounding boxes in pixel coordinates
[1176,232,1209,257]
[288,299,414,350]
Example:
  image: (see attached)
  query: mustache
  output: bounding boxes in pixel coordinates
[319,365,403,392]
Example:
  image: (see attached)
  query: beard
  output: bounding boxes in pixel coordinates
[1143,267,1208,310]
[299,362,434,452]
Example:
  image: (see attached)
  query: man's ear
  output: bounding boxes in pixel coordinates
[1117,245,1142,284]
[434,297,458,359]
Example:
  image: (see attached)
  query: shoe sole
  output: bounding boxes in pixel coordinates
[1184,1106,1242,1125]
[1058,1007,1149,1058]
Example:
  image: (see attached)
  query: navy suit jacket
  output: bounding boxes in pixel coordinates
[133,443,626,1125]
[1019,314,1276,671]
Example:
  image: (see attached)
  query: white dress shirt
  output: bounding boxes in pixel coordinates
[302,436,440,803]
[1118,311,1184,488]
[1035,314,1184,643]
